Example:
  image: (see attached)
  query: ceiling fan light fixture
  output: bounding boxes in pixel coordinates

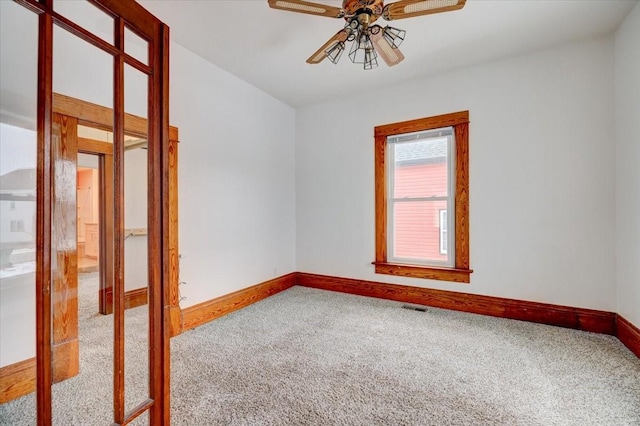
[383,26,406,49]
[349,33,377,65]
[363,48,379,70]
[325,41,345,64]
[268,0,468,69]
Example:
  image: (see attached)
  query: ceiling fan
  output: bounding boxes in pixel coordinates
[267,0,467,69]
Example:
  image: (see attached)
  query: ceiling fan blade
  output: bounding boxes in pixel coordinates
[306,29,349,64]
[370,27,405,67]
[383,0,466,21]
[267,0,346,18]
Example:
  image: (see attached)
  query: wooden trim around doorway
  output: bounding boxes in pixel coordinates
[53,94,182,327]
[53,93,179,141]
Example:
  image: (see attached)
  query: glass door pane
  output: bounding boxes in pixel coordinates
[51,23,114,424]
[122,62,150,425]
[0,1,38,422]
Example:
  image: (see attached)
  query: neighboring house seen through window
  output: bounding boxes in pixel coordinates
[10,220,25,232]
[374,111,472,283]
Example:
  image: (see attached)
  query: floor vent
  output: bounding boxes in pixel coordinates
[401,304,428,312]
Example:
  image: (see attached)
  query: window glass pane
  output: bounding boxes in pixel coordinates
[391,131,450,199]
[393,200,449,264]
[125,25,148,66]
[50,23,114,424]
[123,63,149,417]
[54,0,114,45]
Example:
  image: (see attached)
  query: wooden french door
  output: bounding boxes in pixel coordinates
[17,0,172,424]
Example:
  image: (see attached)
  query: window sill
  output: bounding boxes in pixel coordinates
[373,262,472,283]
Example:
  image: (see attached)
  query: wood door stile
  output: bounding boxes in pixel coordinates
[168,138,181,336]
[150,22,172,424]
[35,3,55,421]
[112,16,126,423]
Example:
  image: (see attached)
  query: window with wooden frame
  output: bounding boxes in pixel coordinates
[374,111,472,283]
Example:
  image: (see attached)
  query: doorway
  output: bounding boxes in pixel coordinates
[77,156,100,275]
[75,125,166,317]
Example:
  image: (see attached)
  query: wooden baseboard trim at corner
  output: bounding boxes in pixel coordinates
[617,315,640,358]
[296,272,617,335]
[181,272,297,332]
[0,357,35,404]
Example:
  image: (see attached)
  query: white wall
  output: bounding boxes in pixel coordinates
[615,2,640,327]
[171,44,296,307]
[296,36,617,311]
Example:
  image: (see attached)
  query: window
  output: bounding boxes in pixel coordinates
[10,220,25,232]
[10,201,16,210]
[374,111,472,283]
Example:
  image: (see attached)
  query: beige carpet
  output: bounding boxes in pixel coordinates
[1,274,639,425]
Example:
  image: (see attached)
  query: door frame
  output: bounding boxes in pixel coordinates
[55,93,181,326]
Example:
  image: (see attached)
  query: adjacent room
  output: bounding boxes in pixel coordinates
[0,0,638,424]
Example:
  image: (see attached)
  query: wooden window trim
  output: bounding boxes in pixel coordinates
[374,111,472,283]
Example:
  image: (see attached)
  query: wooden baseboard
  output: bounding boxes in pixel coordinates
[617,315,640,358]
[181,273,297,332]
[0,357,35,404]
[102,287,149,313]
[124,287,148,310]
[0,339,79,404]
[296,272,617,335]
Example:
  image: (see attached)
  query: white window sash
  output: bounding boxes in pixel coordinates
[386,129,456,268]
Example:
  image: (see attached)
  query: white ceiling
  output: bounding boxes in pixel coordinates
[139,0,636,108]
